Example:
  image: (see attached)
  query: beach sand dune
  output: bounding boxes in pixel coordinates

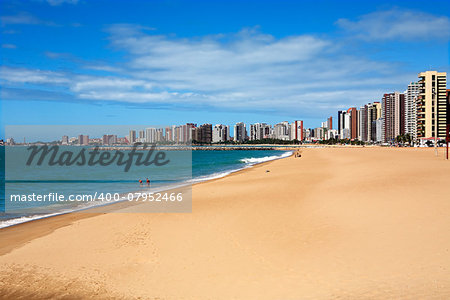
[1,147,450,299]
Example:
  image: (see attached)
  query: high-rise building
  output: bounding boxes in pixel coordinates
[359,106,368,142]
[155,128,164,142]
[382,92,405,142]
[273,121,290,140]
[347,108,358,140]
[290,120,304,141]
[234,122,247,142]
[212,124,229,143]
[375,118,383,142]
[61,135,69,145]
[181,123,195,143]
[417,71,447,139]
[313,127,324,140]
[174,126,181,143]
[193,124,212,144]
[326,129,338,140]
[327,116,333,130]
[145,128,157,143]
[343,112,351,139]
[337,110,344,136]
[367,102,381,142]
[250,123,270,141]
[78,135,89,145]
[128,130,136,144]
[405,82,419,140]
[102,134,117,145]
[164,127,172,142]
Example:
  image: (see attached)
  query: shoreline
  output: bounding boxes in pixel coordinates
[0,150,294,252]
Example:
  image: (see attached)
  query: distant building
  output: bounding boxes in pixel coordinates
[145,128,157,143]
[156,128,164,142]
[117,137,127,144]
[290,120,303,141]
[343,112,351,139]
[193,124,212,143]
[181,123,196,143]
[359,106,368,142]
[376,118,383,142]
[405,82,419,140]
[382,92,405,142]
[129,130,136,144]
[305,128,311,140]
[327,129,338,140]
[78,135,89,145]
[337,110,351,139]
[337,111,344,137]
[102,134,117,145]
[417,71,447,139]
[367,102,381,142]
[234,122,247,142]
[327,116,333,130]
[313,127,324,140]
[347,108,358,140]
[212,124,229,143]
[273,121,290,140]
[61,135,69,145]
[164,127,173,142]
[250,123,271,141]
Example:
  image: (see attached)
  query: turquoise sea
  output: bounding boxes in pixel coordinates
[0,146,291,228]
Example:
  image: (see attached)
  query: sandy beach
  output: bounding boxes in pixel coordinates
[1,147,450,299]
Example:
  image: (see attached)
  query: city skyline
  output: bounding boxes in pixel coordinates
[1,0,450,139]
[4,68,448,144]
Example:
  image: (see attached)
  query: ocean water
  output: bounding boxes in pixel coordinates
[0,146,291,228]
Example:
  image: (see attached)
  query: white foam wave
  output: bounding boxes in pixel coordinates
[187,169,240,184]
[1,151,293,229]
[240,151,292,164]
[0,212,69,229]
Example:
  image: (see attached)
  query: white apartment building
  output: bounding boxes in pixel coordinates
[405,82,419,140]
[234,122,247,142]
[212,124,229,143]
[273,121,290,140]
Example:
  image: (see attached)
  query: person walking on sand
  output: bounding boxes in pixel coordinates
[146,178,150,187]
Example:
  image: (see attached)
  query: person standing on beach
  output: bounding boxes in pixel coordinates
[146,178,150,187]
[139,179,143,186]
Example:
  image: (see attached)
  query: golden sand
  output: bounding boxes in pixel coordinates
[1,147,450,299]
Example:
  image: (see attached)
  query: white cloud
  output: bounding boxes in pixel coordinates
[336,9,450,41]
[71,77,154,92]
[2,44,16,49]
[0,25,423,117]
[0,67,69,84]
[1,12,56,26]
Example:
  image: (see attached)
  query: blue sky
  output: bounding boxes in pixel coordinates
[1,0,449,139]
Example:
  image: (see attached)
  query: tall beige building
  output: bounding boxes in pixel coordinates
[417,71,447,139]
